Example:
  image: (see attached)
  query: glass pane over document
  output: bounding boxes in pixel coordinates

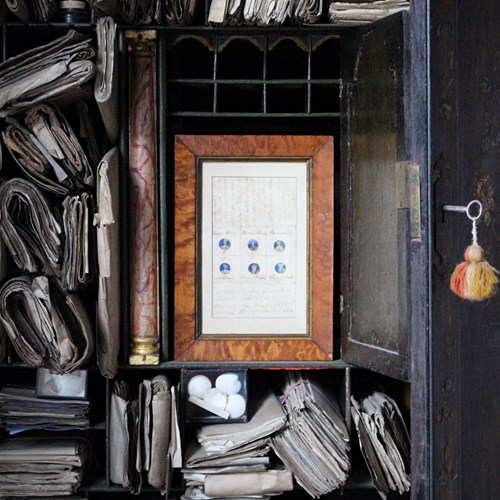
[200,160,309,337]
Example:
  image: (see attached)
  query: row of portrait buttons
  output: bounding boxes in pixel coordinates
[220,262,286,275]
[219,238,286,252]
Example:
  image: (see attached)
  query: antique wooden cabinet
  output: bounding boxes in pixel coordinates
[0,0,498,499]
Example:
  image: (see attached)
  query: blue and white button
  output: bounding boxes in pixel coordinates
[219,238,231,250]
[219,263,231,274]
[248,263,260,275]
[274,240,286,252]
[247,239,259,251]
[274,262,286,274]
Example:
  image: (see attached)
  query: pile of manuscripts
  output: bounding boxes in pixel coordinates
[182,375,352,499]
[0,436,91,497]
[183,384,292,500]
[0,21,121,379]
[208,0,322,25]
[0,385,89,434]
[328,0,410,26]
[351,391,411,499]
[110,376,183,495]
[270,372,350,498]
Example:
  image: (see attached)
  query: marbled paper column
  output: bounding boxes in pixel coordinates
[127,31,159,365]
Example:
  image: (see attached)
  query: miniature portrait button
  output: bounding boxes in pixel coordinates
[275,262,286,274]
[218,238,231,250]
[219,263,231,274]
[248,263,260,275]
[247,239,259,251]
[274,240,286,252]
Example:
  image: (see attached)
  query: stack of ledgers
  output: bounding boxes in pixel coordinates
[0,23,121,379]
[351,391,411,499]
[182,384,293,500]
[0,436,91,497]
[110,376,183,496]
[0,385,89,434]
[270,372,350,498]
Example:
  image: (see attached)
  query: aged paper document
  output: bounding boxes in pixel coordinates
[201,161,309,336]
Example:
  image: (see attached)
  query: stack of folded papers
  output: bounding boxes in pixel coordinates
[3,0,59,22]
[0,436,91,497]
[208,0,321,25]
[117,0,198,24]
[182,384,293,500]
[0,385,89,434]
[270,372,350,497]
[351,391,410,499]
[110,376,181,495]
[328,0,410,26]
[0,30,96,117]
[0,275,93,374]
[0,30,122,378]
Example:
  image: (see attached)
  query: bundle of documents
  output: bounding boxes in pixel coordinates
[0,30,96,117]
[182,385,292,499]
[95,17,119,145]
[0,275,94,374]
[328,0,410,26]
[0,436,91,497]
[351,391,410,499]
[210,0,320,25]
[0,385,89,434]
[270,372,350,498]
[61,192,95,292]
[163,0,198,24]
[94,147,120,378]
[4,0,58,21]
[110,376,181,495]
[2,103,95,196]
[89,0,120,16]
[0,178,63,275]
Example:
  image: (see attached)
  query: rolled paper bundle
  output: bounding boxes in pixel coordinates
[450,244,499,301]
[5,0,31,20]
[0,275,94,374]
[0,178,62,275]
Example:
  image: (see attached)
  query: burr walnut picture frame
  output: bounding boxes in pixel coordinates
[174,135,334,361]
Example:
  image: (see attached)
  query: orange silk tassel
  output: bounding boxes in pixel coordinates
[450,244,499,301]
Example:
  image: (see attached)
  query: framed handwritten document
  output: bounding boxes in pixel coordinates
[174,136,334,361]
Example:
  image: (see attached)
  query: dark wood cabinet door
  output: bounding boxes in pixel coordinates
[340,12,421,382]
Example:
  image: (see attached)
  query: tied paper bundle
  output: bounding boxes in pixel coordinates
[0,30,96,117]
[110,377,181,495]
[94,147,120,378]
[0,385,90,434]
[328,0,409,26]
[2,103,95,196]
[0,437,91,497]
[351,391,410,499]
[95,17,119,145]
[270,372,350,498]
[182,384,292,500]
[0,178,62,276]
[88,0,120,16]
[0,276,94,374]
[120,0,162,23]
[0,178,95,292]
[5,0,58,21]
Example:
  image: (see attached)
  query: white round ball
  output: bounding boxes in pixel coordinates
[225,393,246,418]
[188,375,212,399]
[204,388,228,410]
[215,373,242,395]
